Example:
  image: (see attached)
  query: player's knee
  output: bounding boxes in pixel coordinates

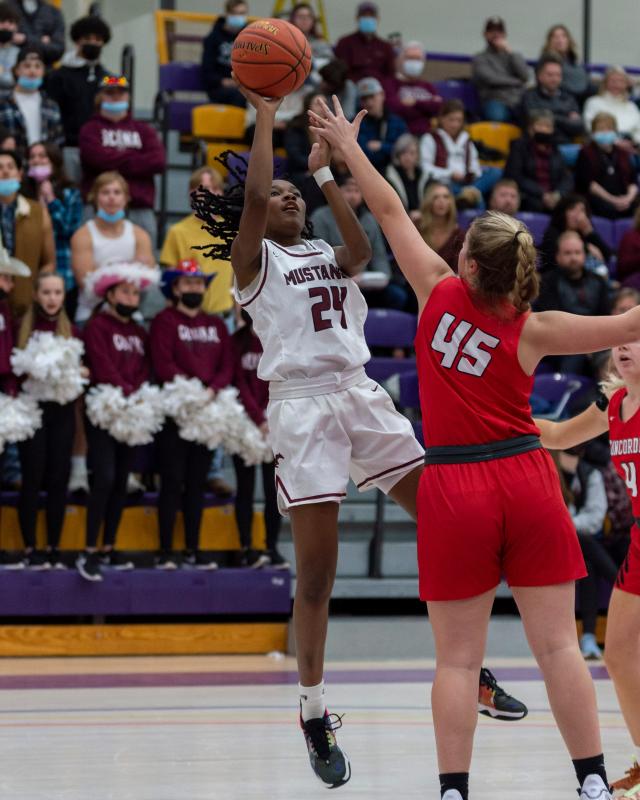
[296,572,334,607]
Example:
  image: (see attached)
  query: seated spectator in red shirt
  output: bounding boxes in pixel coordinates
[356,76,407,172]
[334,2,395,84]
[417,182,465,271]
[385,133,429,223]
[488,178,520,215]
[504,109,573,212]
[617,205,640,281]
[383,41,442,137]
[575,111,639,219]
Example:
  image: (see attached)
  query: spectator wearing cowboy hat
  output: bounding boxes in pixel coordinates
[150,258,234,570]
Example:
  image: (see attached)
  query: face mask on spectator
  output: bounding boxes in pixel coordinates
[0,178,20,196]
[179,292,204,309]
[0,30,13,44]
[17,76,42,91]
[593,130,617,147]
[532,131,553,145]
[80,43,102,61]
[101,100,129,115]
[402,59,424,77]
[358,16,377,34]
[226,14,247,29]
[96,208,125,224]
[114,302,137,319]
[28,164,51,181]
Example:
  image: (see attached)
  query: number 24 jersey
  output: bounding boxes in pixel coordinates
[608,388,640,516]
[415,275,540,447]
[234,238,370,386]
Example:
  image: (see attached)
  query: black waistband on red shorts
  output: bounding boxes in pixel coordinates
[424,434,542,465]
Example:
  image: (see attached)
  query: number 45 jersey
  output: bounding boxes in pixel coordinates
[234,238,370,389]
[415,275,540,447]
[608,388,640,516]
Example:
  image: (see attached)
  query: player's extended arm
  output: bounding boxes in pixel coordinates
[535,404,609,450]
[308,136,371,276]
[230,83,283,290]
[309,96,453,311]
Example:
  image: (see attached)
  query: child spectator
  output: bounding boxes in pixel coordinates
[617,207,640,282]
[14,272,80,569]
[334,2,395,84]
[0,147,54,316]
[383,41,442,137]
[416,181,465,271]
[488,177,521,216]
[472,16,529,122]
[420,99,500,209]
[584,67,640,147]
[232,309,288,570]
[7,0,64,66]
[540,193,612,273]
[79,76,166,243]
[318,59,357,121]
[71,172,154,325]
[201,0,247,107]
[77,261,157,582]
[540,24,591,106]
[160,166,233,318]
[0,2,19,92]
[151,260,233,570]
[356,76,407,172]
[575,112,639,219]
[519,54,584,143]
[22,141,82,318]
[0,45,63,151]
[385,133,429,222]
[504,109,574,212]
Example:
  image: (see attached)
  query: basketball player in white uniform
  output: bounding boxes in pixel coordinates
[191,81,526,790]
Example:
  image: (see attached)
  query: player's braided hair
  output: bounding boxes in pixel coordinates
[190,150,314,262]
[466,211,539,313]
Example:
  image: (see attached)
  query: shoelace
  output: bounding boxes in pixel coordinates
[480,668,508,698]
[304,713,345,762]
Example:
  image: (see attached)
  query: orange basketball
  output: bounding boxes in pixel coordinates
[231,18,312,98]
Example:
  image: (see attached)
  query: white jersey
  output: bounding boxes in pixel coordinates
[234,238,370,397]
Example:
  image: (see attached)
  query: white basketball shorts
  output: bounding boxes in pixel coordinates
[267,378,424,514]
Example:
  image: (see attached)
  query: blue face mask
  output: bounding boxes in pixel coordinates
[358,16,377,34]
[17,75,42,91]
[226,14,246,29]
[0,178,20,196]
[97,208,125,224]
[101,100,129,115]
[593,130,617,147]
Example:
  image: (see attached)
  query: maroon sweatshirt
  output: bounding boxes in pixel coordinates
[78,113,166,209]
[83,311,150,395]
[149,306,233,392]
[0,299,15,394]
[232,327,267,427]
[383,76,443,137]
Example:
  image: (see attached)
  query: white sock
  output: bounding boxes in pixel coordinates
[299,680,326,721]
[71,456,86,472]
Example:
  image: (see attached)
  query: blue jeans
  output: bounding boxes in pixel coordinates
[208,447,224,481]
[481,100,514,122]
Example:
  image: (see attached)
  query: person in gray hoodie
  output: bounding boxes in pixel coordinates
[472,16,529,123]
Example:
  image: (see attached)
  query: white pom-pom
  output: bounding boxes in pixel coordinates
[0,394,42,449]
[86,383,164,445]
[11,332,88,404]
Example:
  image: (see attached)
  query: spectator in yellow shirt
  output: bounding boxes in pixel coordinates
[160,166,233,316]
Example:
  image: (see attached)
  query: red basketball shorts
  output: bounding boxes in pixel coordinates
[616,524,640,597]
[417,448,587,601]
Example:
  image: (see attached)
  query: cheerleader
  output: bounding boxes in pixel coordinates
[232,309,287,570]
[77,261,158,582]
[14,272,82,569]
[150,258,233,570]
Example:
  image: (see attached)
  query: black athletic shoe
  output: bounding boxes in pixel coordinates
[101,551,134,570]
[194,551,218,570]
[76,551,103,582]
[47,548,67,569]
[155,551,178,570]
[25,550,51,570]
[300,710,351,789]
[478,667,528,721]
[244,548,270,569]
[268,548,290,570]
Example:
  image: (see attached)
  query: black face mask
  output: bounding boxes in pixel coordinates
[179,292,204,309]
[0,288,7,301]
[115,302,137,319]
[533,131,554,145]
[0,30,13,44]
[80,43,102,61]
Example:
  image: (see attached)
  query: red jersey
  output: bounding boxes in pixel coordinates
[608,388,640,517]
[415,276,539,447]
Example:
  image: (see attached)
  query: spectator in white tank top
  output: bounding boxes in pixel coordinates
[70,171,154,324]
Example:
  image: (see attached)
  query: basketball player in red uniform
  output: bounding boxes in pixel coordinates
[536,347,640,799]
[309,96,640,799]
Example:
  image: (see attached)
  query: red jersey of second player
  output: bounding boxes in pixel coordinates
[415,275,539,447]
[608,388,640,516]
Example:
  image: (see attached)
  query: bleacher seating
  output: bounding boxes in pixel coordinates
[364,309,417,382]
